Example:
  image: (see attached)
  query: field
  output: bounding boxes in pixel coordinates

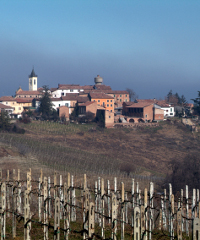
[0,119,200,188]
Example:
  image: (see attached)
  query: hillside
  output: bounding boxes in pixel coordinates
[0,119,199,184]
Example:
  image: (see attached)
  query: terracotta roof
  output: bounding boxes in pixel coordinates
[94,85,112,90]
[58,84,83,90]
[108,90,129,94]
[16,90,41,95]
[97,106,106,110]
[50,88,57,92]
[89,92,114,99]
[0,103,14,109]
[77,96,90,103]
[0,96,15,101]
[50,98,62,102]
[58,84,80,87]
[61,93,79,101]
[79,101,96,107]
[126,101,153,108]
[82,85,94,90]
[37,87,44,92]
[15,98,34,103]
[136,99,171,108]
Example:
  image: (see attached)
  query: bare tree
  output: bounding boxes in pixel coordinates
[126,88,138,102]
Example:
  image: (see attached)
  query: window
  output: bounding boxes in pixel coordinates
[65,103,69,107]
[107,100,109,102]
[120,99,122,102]
[109,116,111,118]
[111,110,112,112]
[166,110,168,112]
[70,89,73,92]
[6,102,8,104]
[107,104,109,107]
[19,107,21,110]
[110,104,112,107]
[120,94,122,97]
[125,99,127,102]
[61,92,64,96]
[111,100,112,102]
[126,94,127,97]
[145,114,147,118]
[98,100,100,102]
[170,108,173,112]
[59,104,60,107]
[54,95,56,97]
[103,102,105,106]
[34,79,36,85]
[170,113,173,115]
[114,94,115,97]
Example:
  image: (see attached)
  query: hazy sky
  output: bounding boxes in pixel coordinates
[1,0,200,102]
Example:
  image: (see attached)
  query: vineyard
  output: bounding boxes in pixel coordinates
[0,168,199,239]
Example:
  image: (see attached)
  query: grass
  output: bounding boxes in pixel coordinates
[1,118,200,188]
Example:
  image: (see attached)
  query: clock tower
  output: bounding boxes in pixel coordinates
[29,68,38,91]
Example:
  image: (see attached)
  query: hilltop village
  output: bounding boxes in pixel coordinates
[0,69,185,128]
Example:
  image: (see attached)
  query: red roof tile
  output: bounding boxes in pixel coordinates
[126,101,153,108]
[89,92,114,99]
[0,103,14,109]
[79,101,96,107]
[0,96,15,101]
[16,90,41,95]
[15,98,34,103]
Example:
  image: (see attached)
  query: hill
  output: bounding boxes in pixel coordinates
[0,119,199,188]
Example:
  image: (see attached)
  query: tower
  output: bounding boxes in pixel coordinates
[94,75,103,85]
[29,68,38,91]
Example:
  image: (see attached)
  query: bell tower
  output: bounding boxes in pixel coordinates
[29,68,38,91]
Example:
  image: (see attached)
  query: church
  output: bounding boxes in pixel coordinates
[15,68,43,98]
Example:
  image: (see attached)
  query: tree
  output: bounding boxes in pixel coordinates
[70,103,79,121]
[39,85,53,119]
[191,91,200,115]
[180,95,187,107]
[126,88,138,102]
[167,90,173,103]
[0,111,11,131]
[167,154,200,192]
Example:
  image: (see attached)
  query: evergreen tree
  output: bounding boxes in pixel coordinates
[180,95,187,106]
[39,85,53,119]
[192,91,200,115]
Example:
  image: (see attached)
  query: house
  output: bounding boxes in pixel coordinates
[106,90,129,107]
[15,88,42,98]
[123,101,154,122]
[0,96,24,116]
[58,106,69,121]
[89,92,114,112]
[153,104,165,121]
[0,103,14,116]
[96,109,114,128]
[136,99,175,118]
[51,84,84,98]
[79,101,97,117]
[15,98,34,112]
[157,101,175,117]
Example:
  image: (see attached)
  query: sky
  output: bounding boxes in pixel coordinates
[1,0,200,102]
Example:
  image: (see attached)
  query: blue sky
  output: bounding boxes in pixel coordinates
[1,0,200,102]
